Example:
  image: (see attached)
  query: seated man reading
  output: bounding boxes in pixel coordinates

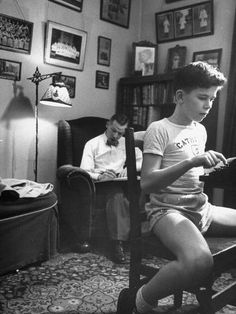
[80,113,142,263]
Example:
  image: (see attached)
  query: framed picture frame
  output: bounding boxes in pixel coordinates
[133,41,158,76]
[97,36,112,66]
[95,70,110,89]
[166,45,187,72]
[44,21,87,71]
[49,0,83,12]
[192,48,222,68]
[174,7,193,39]
[155,0,213,43]
[0,13,33,54]
[155,11,174,43]
[53,74,76,98]
[0,58,22,81]
[100,0,131,29]
[193,1,213,36]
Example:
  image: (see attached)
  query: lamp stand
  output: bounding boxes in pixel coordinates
[27,67,62,182]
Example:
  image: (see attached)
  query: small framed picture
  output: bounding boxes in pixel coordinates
[95,70,110,89]
[133,41,158,76]
[44,21,87,71]
[193,1,214,36]
[174,7,193,39]
[0,58,22,81]
[53,74,76,98]
[155,11,174,43]
[192,48,222,68]
[0,13,33,54]
[100,0,131,29]
[97,36,112,66]
[166,45,187,72]
[49,0,83,12]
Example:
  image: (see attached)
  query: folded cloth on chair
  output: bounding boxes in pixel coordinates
[0,178,54,201]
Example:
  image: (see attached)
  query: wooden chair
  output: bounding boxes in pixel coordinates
[117,127,236,314]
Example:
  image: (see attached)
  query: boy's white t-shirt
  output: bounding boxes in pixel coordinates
[143,118,212,232]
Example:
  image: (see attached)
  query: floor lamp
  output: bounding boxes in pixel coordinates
[27,67,72,182]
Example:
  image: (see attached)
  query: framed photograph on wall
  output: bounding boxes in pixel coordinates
[0,58,22,81]
[155,11,174,43]
[44,21,87,71]
[97,36,112,66]
[0,13,33,54]
[95,70,110,89]
[100,0,131,28]
[49,0,83,12]
[166,45,187,72]
[174,7,193,39]
[133,41,158,76]
[155,0,213,43]
[193,1,213,36]
[192,48,222,68]
[53,74,76,98]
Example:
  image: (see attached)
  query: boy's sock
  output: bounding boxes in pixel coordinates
[135,285,157,313]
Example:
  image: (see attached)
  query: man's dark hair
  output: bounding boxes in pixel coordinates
[173,61,227,93]
[110,113,129,126]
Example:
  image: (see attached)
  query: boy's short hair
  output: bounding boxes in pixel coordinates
[110,113,129,126]
[173,61,227,93]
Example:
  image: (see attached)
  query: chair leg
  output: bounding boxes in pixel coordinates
[173,291,183,309]
[196,287,215,314]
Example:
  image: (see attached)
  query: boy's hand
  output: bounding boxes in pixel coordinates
[191,150,227,168]
[98,169,117,181]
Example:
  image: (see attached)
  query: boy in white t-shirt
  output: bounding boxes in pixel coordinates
[117,61,236,313]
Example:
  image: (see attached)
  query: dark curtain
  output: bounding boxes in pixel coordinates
[223,8,236,207]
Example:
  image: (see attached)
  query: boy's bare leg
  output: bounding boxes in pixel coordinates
[206,206,236,236]
[141,213,213,306]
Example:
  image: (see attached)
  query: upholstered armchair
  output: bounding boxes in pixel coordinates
[57,116,109,252]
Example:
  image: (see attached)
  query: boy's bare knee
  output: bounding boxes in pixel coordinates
[181,249,213,281]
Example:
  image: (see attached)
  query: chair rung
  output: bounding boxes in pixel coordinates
[211,281,236,312]
[213,244,236,273]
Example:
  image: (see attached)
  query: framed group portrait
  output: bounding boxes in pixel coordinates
[0,13,33,54]
[155,0,213,43]
[100,0,131,28]
[44,21,87,71]
[133,41,158,76]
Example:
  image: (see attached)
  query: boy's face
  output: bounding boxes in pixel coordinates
[179,86,220,123]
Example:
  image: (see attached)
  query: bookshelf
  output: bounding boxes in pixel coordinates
[117,73,176,129]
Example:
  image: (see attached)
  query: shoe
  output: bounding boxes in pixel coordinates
[116,287,139,314]
[111,240,126,264]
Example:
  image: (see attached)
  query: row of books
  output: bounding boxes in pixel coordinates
[129,106,162,128]
[122,82,175,106]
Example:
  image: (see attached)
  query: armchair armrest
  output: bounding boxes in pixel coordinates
[57,164,96,194]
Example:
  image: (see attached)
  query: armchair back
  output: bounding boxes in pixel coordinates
[57,116,107,167]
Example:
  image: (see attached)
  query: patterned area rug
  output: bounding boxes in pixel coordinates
[0,251,236,314]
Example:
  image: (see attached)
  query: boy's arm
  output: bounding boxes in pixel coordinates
[141,150,227,194]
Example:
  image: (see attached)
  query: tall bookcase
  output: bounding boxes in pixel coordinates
[117,73,218,151]
[117,73,175,129]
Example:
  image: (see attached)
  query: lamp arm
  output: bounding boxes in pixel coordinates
[27,67,62,84]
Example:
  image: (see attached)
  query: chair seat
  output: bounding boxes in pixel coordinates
[0,191,58,219]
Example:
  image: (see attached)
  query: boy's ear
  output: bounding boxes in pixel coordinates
[175,89,184,103]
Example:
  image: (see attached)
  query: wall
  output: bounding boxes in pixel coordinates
[0,0,142,186]
[141,0,236,204]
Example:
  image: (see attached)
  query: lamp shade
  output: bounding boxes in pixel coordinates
[40,82,72,107]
